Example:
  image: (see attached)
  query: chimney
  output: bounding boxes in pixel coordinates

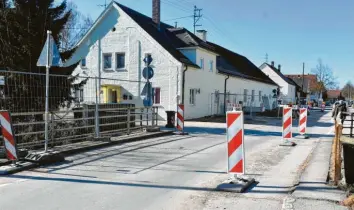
[152,0,161,29]
[196,30,207,42]
[271,61,275,67]
[278,64,281,72]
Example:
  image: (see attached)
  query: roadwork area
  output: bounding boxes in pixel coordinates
[0,110,347,210]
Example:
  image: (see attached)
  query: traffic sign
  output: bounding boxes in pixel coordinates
[142,67,154,80]
[143,54,153,65]
[37,33,62,67]
[141,82,152,96]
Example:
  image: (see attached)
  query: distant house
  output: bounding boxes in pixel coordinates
[285,74,318,101]
[326,90,342,102]
[65,1,277,120]
[260,62,296,104]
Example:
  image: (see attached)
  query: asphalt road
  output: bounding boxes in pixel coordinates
[0,109,340,210]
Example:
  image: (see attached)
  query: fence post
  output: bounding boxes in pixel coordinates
[155,107,158,126]
[146,108,149,126]
[127,108,130,135]
[140,108,143,127]
[94,77,100,138]
[151,107,154,126]
[50,113,55,148]
[350,114,353,138]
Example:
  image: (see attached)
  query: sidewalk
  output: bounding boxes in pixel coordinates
[291,137,346,210]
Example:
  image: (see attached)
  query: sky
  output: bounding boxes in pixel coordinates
[72,0,354,88]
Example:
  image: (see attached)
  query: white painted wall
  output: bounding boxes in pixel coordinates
[260,65,296,103]
[69,4,278,121]
[70,5,182,120]
[183,48,277,119]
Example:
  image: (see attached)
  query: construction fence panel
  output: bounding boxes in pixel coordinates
[210,92,279,116]
[0,70,156,153]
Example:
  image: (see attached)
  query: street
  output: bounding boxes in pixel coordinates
[0,110,345,210]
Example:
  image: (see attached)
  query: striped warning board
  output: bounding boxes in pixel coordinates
[299,108,307,135]
[227,111,245,174]
[177,104,184,131]
[283,107,293,139]
[0,111,18,161]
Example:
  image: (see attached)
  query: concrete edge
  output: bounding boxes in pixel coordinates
[0,131,173,175]
[0,162,38,175]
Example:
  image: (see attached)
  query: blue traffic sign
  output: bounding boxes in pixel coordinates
[37,33,62,67]
[143,55,153,65]
[141,82,152,96]
[142,67,154,80]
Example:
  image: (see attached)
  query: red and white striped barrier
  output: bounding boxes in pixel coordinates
[227,111,245,174]
[283,107,293,140]
[0,111,18,161]
[177,104,184,131]
[299,108,307,135]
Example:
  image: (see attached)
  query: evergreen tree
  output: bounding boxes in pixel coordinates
[0,0,80,112]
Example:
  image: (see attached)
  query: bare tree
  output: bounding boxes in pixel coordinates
[311,59,338,98]
[342,81,354,100]
[60,1,93,51]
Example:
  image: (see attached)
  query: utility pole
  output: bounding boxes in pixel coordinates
[193,5,202,34]
[265,53,268,63]
[98,0,108,8]
[302,62,305,93]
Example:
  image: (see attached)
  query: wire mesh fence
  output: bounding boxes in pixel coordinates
[210,92,279,116]
[0,70,156,152]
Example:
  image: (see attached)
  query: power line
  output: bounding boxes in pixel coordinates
[163,15,193,22]
[161,0,191,13]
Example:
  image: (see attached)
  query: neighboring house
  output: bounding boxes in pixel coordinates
[260,62,296,104]
[326,90,342,103]
[287,77,306,99]
[285,74,318,100]
[65,1,277,120]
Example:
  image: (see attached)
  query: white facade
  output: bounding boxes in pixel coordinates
[260,64,296,104]
[67,3,277,120]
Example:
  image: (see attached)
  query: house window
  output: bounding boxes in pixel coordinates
[259,91,262,101]
[251,90,255,102]
[103,53,112,69]
[75,88,84,102]
[209,60,213,72]
[81,58,86,68]
[200,58,204,70]
[243,89,248,102]
[190,89,196,105]
[152,87,161,104]
[116,53,125,69]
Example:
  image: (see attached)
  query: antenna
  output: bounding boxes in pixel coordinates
[98,0,108,8]
[193,5,202,34]
[265,53,268,63]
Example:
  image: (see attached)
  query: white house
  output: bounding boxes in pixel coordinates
[260,62,296,104]
[65,1,278,120]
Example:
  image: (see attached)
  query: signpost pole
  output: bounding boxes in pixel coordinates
[44,30,51,152]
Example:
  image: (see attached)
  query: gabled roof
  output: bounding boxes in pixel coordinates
[114,2,199,68]
[209,43,276,85]
[69,1,278,86]
[260,63,296,86]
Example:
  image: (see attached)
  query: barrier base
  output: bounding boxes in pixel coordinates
[280,141,297,147]
[295,134,309,139]
[25,150,65,165]
[145,126,161,132]
[174,131,189,135]
[217,175,256,193]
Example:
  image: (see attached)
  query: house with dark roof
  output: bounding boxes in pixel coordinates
[260,62,296,104]
[285,74,319,101]
[65,0,278,120]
